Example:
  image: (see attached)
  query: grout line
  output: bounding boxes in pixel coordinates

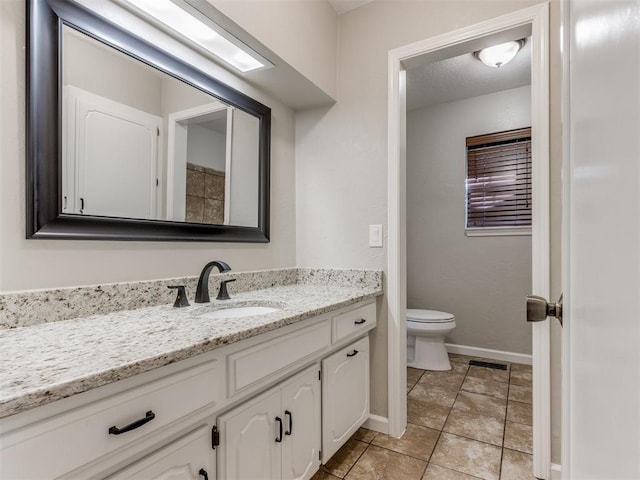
[498,373,514,479]
[338,439,368,479]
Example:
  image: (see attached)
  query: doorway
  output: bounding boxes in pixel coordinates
[387,4,550,478]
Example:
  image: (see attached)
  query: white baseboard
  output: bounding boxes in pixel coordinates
[445,343,533,365]
[551,463,562,480]
[363,414,389,435]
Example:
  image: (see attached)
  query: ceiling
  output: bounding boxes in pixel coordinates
[327,0,374,15]
[406,38,531,111]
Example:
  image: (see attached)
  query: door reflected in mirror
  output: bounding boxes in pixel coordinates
[61,25,259,228]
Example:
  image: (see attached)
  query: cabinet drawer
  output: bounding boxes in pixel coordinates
[228,320,331,394]
[332,301,376,343]
[0,360,223,480]
[107,426,215,480]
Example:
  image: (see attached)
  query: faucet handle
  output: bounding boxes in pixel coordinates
[168,285,190,308]
[216,279,236,301]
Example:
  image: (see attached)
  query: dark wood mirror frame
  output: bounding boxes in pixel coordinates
[27,0,270,242]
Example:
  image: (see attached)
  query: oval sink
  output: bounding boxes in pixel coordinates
[198,306,281,320]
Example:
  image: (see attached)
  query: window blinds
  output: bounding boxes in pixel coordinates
[466,127,532,228]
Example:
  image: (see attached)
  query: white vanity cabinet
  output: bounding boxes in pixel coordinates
[0,298,377,480]
[217,364,321,480]
[0,359,224,480]
[321,336,370,461]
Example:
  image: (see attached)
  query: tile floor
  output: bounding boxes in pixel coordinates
[312,353,534,480]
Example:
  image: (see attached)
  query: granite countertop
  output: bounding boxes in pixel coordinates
[0,284,382,419]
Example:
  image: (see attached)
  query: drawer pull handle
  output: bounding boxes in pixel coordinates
[347,349,359,357]
[354,319,366,325]
[275,416,283,442]
[285,410,293,436]
[108,410,155,435]
[199,469,209,480]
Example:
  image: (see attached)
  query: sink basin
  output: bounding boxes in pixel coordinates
[197,305,281,320]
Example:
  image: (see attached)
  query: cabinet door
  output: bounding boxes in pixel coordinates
[281,365,321,480]
[106,426,214,480]
[322,336,370,461]
[218,388,282,480]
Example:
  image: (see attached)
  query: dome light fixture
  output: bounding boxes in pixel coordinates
[475,40,524,68]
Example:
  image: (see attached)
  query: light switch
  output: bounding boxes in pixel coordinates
[369,224,383,247]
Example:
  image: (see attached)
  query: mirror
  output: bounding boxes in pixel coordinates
[27,0,270,242]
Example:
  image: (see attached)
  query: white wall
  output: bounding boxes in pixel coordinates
[187,124,226,172]
[0,0,296,291]
[210,0,338,99]
[229,109,260,227]
[407,86,532,354]
[63,27,163,116]
[295,0,561,431]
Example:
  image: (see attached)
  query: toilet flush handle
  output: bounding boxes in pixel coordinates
[526,294,563,326]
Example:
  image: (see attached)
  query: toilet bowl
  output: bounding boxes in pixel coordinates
[407,309,456,371]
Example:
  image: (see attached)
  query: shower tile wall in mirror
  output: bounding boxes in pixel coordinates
[62,26,259,227]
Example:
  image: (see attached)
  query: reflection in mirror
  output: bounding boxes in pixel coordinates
[61,25,259,227]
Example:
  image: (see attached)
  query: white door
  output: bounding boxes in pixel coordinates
[563,0,640,478]
[65,86,161,219]
[281,365,321,480]
[321,336,370,461]
[218,388,282,480]
[106,426,214,480]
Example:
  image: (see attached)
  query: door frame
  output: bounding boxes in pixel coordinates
[386,3,551,478]
[166,101,230,221]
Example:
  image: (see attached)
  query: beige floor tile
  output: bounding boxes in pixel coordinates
[372,423,440,461]
[508,384,533,404]
[353,427,377,443]
[430,433,502,480]
[345,444,426,480]
[450,361,470,375]
[323,438,368,478]
[422,463,482,480]
[461,377,508,400]
[312,470,342,480]
[510,363,532,373]
[408,397,451,430]
[453,391,506,420]
[408,383,458,408]
[507,401,533,426]
[443,410,504,446]
[504,422,533,454]
[509,369,532,386]
[467,365,509,384]
[500,449,535,480]
[449,353,475,363]
[408,367,424,391]
[418,370,466,390]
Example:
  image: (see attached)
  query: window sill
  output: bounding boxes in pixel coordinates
[465,227,532,237]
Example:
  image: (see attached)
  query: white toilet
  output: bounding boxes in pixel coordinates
[407,309,456,371]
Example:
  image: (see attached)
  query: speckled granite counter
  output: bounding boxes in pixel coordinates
[0,282,382,419]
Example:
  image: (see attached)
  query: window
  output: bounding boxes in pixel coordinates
[465,127,532,235]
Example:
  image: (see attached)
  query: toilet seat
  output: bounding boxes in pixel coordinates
[407,309,454,323]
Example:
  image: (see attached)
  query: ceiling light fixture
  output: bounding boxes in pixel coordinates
[475,40,524,68]
[122,0,270,73]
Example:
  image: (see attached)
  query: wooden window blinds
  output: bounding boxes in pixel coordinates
[465,127,532,229]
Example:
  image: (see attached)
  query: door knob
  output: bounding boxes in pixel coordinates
[527,294,563,326]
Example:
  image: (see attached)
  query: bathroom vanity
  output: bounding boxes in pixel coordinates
[0,281,380,480]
